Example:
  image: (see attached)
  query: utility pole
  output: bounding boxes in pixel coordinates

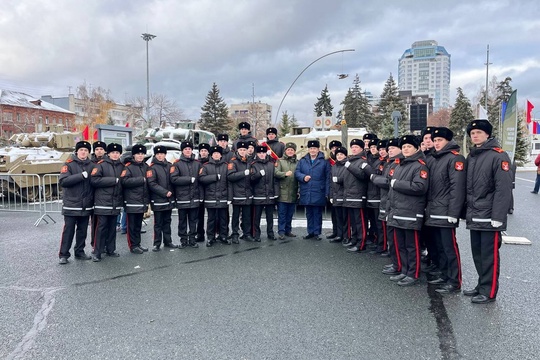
[142,32,156,128]
[484,44,492,118]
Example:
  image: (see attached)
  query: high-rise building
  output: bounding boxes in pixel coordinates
[398,40,451,113]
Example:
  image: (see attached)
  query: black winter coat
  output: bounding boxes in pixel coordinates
[250,155,278,205]
[387,151,429,230]
[147,157,175,211]
[372,154,402,221]
[199,158,231,208]
[227,154,253,205]
[233,134,258,151]
[264,139,285,159]
[366,156,384,208]
[425,141,466,228]
[90,157,124,215]
[170,155,201,209]
[59,154,94,216]
[342,154,370,208]
[120,160,150,213]
[465,138,513,231]
[329,159,347,207]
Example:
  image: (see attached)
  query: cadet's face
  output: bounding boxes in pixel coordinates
[370,145,378,155]
[109,151,121,160]
[155,153,166,161]
[401,144,417,157]
[237,148,248,157]
[183,148,193,157]
[285,148,295,156]
[247,146,254,154]
[218,140,228,148]
[363,140,371,148]
[379,148,388,158]
[423,134,433,149]
[240,128,249,136]
[470,129,489,146]
[336,153,346,161]
[433,137,449,151]
[77,148,89,160]
[350,145,362,155]
[267,133,276,140]
[388,146,401,157]
[94,148,105,157]
[199,149,209,158]
[133,153,145,162]
[212,152,222,161]
[257,152,266,159]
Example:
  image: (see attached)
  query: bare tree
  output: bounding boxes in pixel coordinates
[76,81,113,127]
[428,108,452,127]
[127,93,184,129]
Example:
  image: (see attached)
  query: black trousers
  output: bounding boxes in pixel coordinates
[334,206,347,240]
[197,203,205,240]
[59,215,90,258]
[206,208,228,239]
[253,204,274,239]
[153,209,173,247]
[126,212,144,249]
[366,206,379,242]
[94,214,118,256]
[330,204,337,236]
[395,228,421,279]
[432,227,462,287]
[387,224,402,272]
[470,230,501,298]
[422,225,438,267]
[90,214,98,247]
[178,207,198,244]
[347,207,367,248]
[231,204,252,237]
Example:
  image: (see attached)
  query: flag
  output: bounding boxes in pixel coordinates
[500,101,507,124]
[82,125,89,140]
[93,130,98,140]
[527,100,534,124]
[532,121,539,135]
[125,122,130,127]
[478,104,488,119]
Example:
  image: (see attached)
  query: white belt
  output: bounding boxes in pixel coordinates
[472,217,491,223]
[367,200,380,203]
[430,215,449,220]
[152,201,170,206]
[125,203,144,207]
[63,206,93,211]
[94,206,120,210]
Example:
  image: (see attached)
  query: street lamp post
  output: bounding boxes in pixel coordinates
[142,33,156,128]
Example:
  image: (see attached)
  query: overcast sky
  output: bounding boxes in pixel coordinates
[1,0,539,126]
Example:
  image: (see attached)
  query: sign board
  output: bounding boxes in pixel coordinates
[95,124,133,148]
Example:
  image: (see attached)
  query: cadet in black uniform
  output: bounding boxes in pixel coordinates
[170,141,202,248]
[366,138,384,252]
[217,133,234,163]
[196,143,210,242]
[329,146,348,244]
[387,135,429,286]
[227,141,254,243]
[199,146,231,246]
[90,141,107,247]
[463,120,513,303]
[233,122,258,151]
[262,127,285,160]
[251,145,279,241]
[420,126,438,274]
[147,145,178,251]
[58,141,95,264]
[326,140,342,240]
[120,144,150,254]
[90,143,124,261]
[425,127,466,294]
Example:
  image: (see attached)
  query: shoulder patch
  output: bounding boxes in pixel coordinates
[228,163,234,170]
[418,159,426,165]
[501,161,510,171]
[492,147,504,153]
[169,166,175,174]
[125,162,131,166]
[379,164,384,172]
[389,168,395,177]
[451,150,460,156]
[231,157,237,161]
[97,160,104,164]
[121,169,127,177]
[61,165,68,173]
[455,161,464,171]
[394,158,400,164]
[66,158,73,163]
[146,170,153,178]
[91,168,98,175]
[420,170,428,179]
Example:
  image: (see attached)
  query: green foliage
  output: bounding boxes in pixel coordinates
[340,74,373,129]
[279,111,292,137]
[314,85,334,117]
[199,83,232,136]
[377,73,409,138]
[449,87,475,148]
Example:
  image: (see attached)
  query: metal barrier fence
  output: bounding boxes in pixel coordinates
[0,173,57,226]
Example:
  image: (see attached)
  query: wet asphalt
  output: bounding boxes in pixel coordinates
[0,171,539,360]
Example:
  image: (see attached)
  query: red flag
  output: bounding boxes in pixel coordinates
[82,125,89,140]
[527,100,534,124]
[533,121,539,135]
[93,130,98,140]
[125,122,130,127]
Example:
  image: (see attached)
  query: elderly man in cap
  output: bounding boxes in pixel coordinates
[147,145,177,251]
[295,139,330,240]
[275,142,299,239]
[463,120,512,303]
[233,122,258,151]
[58,141,95,264]
[90,143,125,261]
[261,127,285,160]
[424,127,466,294]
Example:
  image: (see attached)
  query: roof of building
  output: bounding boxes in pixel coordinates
[0,90,75,114]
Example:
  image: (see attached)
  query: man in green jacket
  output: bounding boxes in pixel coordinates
[275,142,299,239]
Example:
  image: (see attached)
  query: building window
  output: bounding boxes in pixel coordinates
[45,116,49,125]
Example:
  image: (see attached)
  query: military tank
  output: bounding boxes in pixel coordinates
[0,127,81,202]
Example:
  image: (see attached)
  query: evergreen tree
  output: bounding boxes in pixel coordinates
[515,113,529,165]
[314,85,334,117]
[449,87,475,149]
[377,73,409,138]
[199,83,231,136]
[340,74,373,129]
[279,111,292,137]
[290,114,299,129]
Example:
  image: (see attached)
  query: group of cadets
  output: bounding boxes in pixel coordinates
[58,119,512,304]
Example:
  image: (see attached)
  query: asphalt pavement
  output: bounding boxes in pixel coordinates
[0,171,539,360]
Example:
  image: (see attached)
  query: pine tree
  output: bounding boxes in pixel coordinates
[515,113,529,165]
[314,85,334,117]
[290,114,299,129]
[340,74,373,129]
[199,83,231,136]
[377,73,409,138]
[279,111,292,137]
[449,87,475,149]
